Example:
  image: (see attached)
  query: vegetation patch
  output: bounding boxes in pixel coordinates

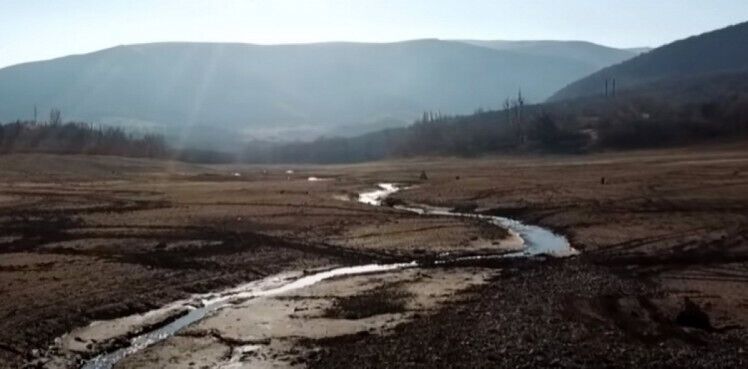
[473,219,510,240]
[323,285,413,320]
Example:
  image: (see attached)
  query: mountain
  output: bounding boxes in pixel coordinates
[624,47,653,55]
[550,22,748,101]
[0,40,638,147]
[591,68,748,105]
[459,40,644,71]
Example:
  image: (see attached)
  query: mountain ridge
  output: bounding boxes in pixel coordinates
[549,21,748,101]
[0,39,639,147]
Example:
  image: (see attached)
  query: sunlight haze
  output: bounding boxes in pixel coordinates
[2,2,748,369]
[1,0,747,67]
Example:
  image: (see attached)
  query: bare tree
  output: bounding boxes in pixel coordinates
[503,98,511,126]
[516,90,525,144]
[49,109,62,125]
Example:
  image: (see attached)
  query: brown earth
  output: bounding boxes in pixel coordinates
[2,143,748,368]
[306,143,748,369]
[0,154,508,368]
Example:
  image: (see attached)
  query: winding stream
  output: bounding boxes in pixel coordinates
[67,183,575,369]
[79,263,415,369]
[361,183,577,258]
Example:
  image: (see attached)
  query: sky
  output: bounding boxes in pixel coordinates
[1,0,747,68]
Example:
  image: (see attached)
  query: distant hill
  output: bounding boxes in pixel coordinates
[550,22,748,101]
[459,40,644,71]
[624,47,653,55]
[602,68,748,104]
[0,40,638,148]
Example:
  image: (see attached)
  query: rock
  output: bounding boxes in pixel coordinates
[382,197,405,207]
[675,298,712,330]
[452,203,478,213]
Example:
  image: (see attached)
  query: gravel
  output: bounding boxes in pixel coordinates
[306,260,747,369]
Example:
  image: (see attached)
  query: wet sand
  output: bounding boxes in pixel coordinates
[116,268,494,369]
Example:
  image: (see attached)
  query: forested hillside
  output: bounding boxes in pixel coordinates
[551,22,748,101]
[0,40,638,147]
[0,118,167,158]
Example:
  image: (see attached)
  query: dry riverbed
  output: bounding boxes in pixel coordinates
[3,144,748,368]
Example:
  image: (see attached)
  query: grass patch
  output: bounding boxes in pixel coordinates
[324,285,413,320]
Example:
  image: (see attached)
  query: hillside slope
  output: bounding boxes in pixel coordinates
[550,22,748,101]
[460,40,643,71]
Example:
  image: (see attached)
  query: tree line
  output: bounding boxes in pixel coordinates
[238,85,748,163]
[4,86,747,164]
[0,114,167,158]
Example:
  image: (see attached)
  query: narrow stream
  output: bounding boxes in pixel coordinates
[75,183,575,369]
[362,183,577,258]
[80,263,414,369]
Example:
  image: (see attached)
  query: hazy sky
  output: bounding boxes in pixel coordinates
[1,0,747,68]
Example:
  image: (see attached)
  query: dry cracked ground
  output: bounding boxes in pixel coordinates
[1,143,748,368]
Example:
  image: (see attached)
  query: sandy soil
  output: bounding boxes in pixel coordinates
[115,268,494,369]
[2,144,748,368]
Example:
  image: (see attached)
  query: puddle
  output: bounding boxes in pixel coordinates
[307,177,332,182]
[357,183,399,206]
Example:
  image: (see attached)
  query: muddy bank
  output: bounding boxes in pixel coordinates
[2,244,335,368]
[2,154,522,369]
[31,183,551,368]
[354,183,577,259]
[113,267,495,369]
[40,264,417,369]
